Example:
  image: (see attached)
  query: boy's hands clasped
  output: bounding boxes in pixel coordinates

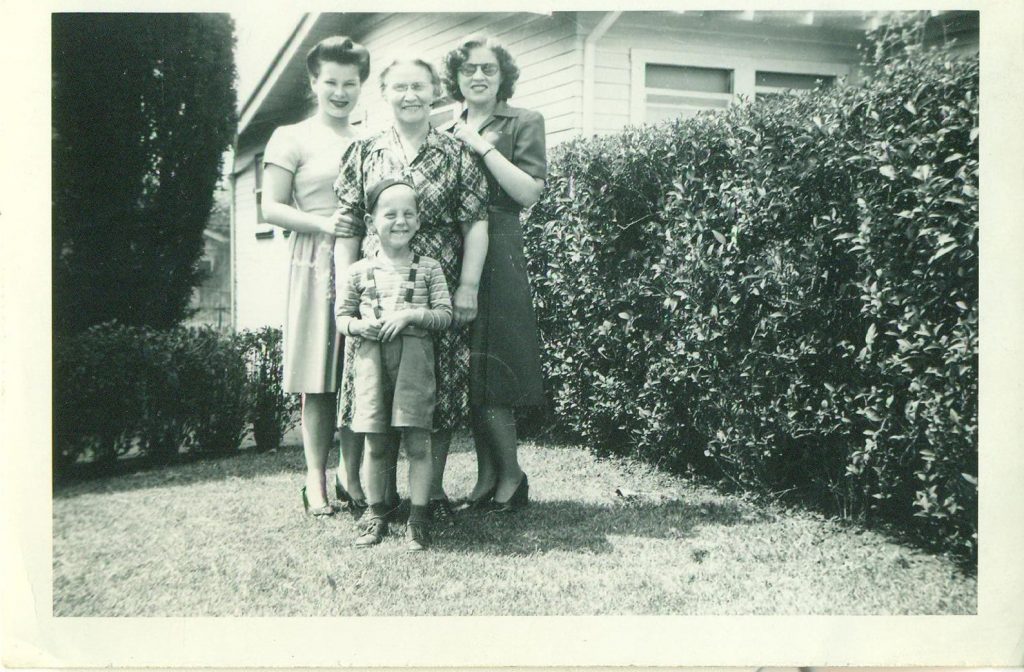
[350,310,416,342]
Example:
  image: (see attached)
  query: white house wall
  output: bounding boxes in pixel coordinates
[233,145,290,332]
[577,11,863,134]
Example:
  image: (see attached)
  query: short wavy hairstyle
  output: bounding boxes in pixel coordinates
[306,36,370,83]
[442,36,520,103]
[378,57,443,99]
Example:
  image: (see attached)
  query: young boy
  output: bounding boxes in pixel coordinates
[336,176,452,551]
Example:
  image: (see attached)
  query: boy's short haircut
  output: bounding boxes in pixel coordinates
[365,175,417,213]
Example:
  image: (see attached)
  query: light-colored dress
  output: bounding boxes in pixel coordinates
[263,117,356,393]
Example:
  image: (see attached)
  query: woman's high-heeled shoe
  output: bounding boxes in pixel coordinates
[302,486,335,517]
[455,484,497,512]
[491,474,529,513]
[334,475,368,520]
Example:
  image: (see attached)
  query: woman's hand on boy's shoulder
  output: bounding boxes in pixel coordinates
[327,209,362,238]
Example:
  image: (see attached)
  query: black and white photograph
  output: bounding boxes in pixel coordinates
[3,1,1023,668]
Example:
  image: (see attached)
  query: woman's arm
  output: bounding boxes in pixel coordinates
[453,218,488,326]
[332,140,368,305]
[261,164,341,236]
[333,236,363,310]
[452,110,547,207]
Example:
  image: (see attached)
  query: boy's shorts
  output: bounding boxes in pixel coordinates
[350,334,436,434]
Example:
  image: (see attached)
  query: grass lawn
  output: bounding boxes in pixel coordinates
[53,433,976,616]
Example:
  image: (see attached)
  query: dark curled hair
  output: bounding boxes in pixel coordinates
[306,36,370,82]
[442,36,520,102]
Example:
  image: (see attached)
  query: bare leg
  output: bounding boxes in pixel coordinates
[336,425,365,502]
[428,428,452,501]
[478,406,524,503]
[301,393,336,508]
[363,432,395,506]
[384,431,400,504]
[467,406,498,500]
[403,429,433,506]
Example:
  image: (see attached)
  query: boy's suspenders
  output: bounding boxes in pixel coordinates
[365,254,420,319]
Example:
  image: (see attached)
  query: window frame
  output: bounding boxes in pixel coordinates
[254,151,265,224]
[629,49,852,124]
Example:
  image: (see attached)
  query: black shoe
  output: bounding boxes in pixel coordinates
[492,474,529,513]
[430,497,456,527]
[302,487,334,517]
[405,521,431,552]
[354,516,388,547]
[455,484,497,512]
[334,475,368,520]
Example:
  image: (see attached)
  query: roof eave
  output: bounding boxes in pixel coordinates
[237,12,320,139]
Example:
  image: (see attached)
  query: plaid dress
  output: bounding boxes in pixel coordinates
[334,126,488,431]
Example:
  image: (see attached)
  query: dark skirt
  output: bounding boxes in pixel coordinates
[469,207,545,408]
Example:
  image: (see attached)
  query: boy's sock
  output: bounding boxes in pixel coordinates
[369,502,392,521]
[408,504,431,525]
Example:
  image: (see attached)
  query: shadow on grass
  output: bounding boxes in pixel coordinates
[436,498,761,556]
[53,446,310,499]
[54,431,484,500]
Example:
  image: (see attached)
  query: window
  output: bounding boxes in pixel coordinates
[254,152,265,224]
[755,70,835,100]
[631,49,850,125]
[644,63,734,122]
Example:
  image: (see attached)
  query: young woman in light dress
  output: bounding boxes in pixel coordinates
[261,37,371,516]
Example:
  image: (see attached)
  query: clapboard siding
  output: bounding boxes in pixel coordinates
[355,13,581,137]
[544,109,582,138]
[546,126,580,147]
[232,164,289,331]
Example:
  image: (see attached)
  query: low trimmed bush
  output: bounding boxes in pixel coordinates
[237,327,299,451]
[523,20,977,558]
[53,324,297,478]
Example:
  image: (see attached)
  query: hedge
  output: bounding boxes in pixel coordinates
[523,23,977,558]
[53,324,299,479]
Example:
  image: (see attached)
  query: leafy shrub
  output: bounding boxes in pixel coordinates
[187,327,250,454]
[237,327,299,451]
[53,324,296,479]
[53,322,144,470]
[523,20,977,558]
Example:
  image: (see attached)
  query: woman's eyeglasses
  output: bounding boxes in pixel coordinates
[458,63,499,77]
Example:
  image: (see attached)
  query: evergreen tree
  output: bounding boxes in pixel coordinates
[52,13,237,334]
